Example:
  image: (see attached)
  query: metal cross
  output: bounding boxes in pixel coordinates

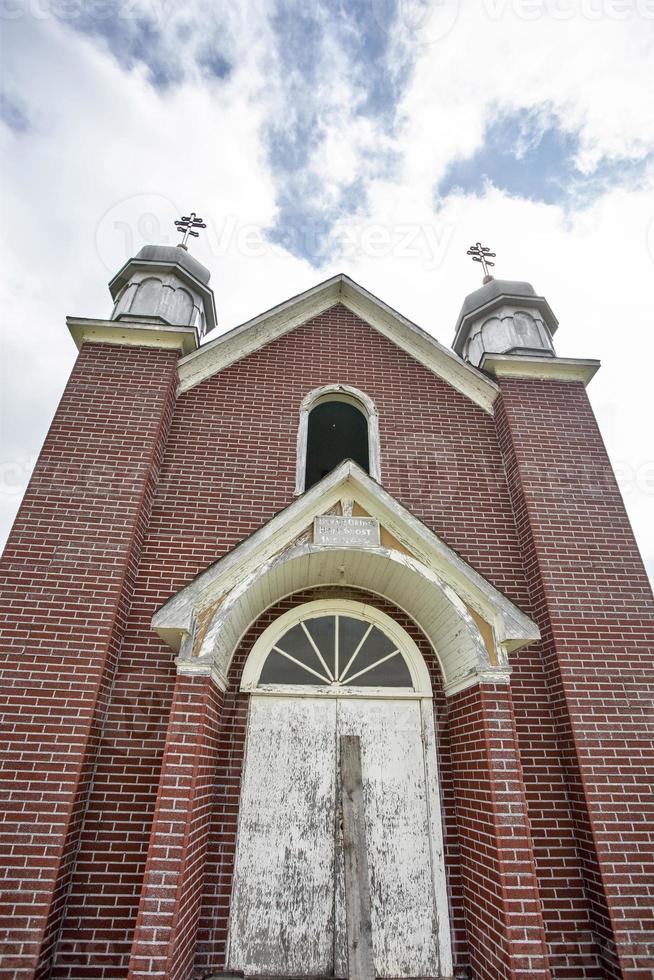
[174,212,207,249]
[466,241,496,279]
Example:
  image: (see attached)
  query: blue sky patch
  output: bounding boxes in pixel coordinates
[436,107,652,208]
[265,0,407,264]
[55,5,232,89]
[437,109,580,205]
[0,92,30,133]
[197,49,232,81]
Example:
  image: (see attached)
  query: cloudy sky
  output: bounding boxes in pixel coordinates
[1,0,653,582]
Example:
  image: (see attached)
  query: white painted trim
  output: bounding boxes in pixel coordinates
[67,316,199,354]
[176,273,499,413]
[294,384,382,495]
[241,686,429,700]
[153,461,539,650]
[152,461,538,699]
[443,667,512,698]
[175,659,228,691]
[481,352,601,385]
[188,540,490,688]
[240,598,432,696]
[420,698,454,976]
[177,645,513,698]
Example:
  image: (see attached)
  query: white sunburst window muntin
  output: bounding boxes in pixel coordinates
[240,599,432,697]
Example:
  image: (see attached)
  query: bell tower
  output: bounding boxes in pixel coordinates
[452,275,558,367]
[457,244,654,978]
[109,244,216,339]
[453,242,598,384]
[69,212,216,354]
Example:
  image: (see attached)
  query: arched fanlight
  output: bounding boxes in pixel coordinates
[260,613,413,688]
[241,600,432,696]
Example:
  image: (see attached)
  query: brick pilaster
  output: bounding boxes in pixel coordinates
[127,674,223,980]
[449,683,552,980]
[0,342,179,979]
[496,377,654,978]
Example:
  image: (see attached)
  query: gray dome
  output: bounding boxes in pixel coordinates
[108,243,217,338]
[452,276,558,366]
[134,244,211,285]
[458,278,537,322]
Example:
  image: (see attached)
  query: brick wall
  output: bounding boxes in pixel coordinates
[0,342,179,979]
[2,304,651,978]
[448,683,551,980]
[127,675,224,980]
[496,379,654,978]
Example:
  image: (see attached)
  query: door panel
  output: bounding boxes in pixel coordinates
[229,696,444,978]
[335,699,441,978]
[228,696,337,976]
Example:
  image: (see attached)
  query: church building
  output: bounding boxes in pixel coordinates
[1,228,653,980]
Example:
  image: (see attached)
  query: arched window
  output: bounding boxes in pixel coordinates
[241,600,431,696]
[305,400,368,490]
[295,385,381,494]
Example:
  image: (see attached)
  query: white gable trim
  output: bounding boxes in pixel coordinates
[176,274,499,414]
[183,538,512,696]
[152,461,538,696]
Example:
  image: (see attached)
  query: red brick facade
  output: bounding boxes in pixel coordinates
[1,302,652,979]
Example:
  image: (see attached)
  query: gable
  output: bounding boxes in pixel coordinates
[176,274,499,414]
[152,461,539,696]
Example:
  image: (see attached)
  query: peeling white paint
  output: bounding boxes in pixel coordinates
[153,462,539,672]
[228,697,337,975]
[295,384,382,494]
[187,543,496,696]
[154,462,537,698]
[176,274,499,413]
[228,694,453,978]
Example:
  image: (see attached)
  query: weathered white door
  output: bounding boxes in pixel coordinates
[334,698,443,977]
[228,697,338,976]
[228,695,446,978]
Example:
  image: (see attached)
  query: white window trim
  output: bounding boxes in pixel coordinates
[240,598,432,697]
[295,385,382,495]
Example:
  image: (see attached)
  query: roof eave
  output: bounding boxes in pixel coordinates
[175,273,499,413]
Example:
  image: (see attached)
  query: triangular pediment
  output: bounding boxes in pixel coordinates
[153,462,538,691]
[176,274,499,414]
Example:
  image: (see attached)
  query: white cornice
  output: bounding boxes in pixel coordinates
[152,460,539,655]
[481,353,601,385]
[67,317,199,355]
[176,274,499,414]
[151,461,538,698]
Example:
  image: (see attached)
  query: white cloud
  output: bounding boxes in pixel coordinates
[1,0,652,583]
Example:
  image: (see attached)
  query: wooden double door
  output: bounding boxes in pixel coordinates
[227,695,449,978]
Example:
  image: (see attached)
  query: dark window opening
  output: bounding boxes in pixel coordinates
[258,614,413,689]
[305,400,369,490]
